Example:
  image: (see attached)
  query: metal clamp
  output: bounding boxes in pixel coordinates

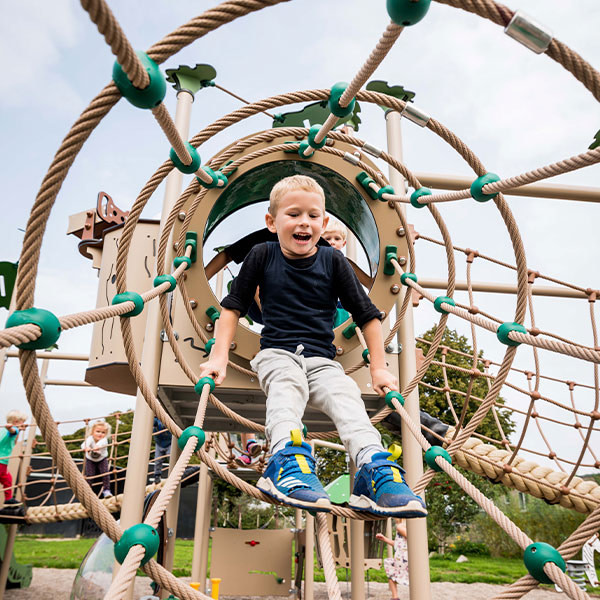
[504,10,552,54]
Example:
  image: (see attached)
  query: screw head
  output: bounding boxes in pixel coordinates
[178,211,186,221]
[398,256,407,266]
[390,284,400,294]
[230,342,237,350]
[189,299,197,309]
[173,242,179,250]
[396,227,405,237]
[380,311,387,319]
[336,346,344,356]
[388,200,395,208]
[206,322,214,332]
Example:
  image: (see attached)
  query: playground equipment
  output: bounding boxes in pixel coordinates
[2,1,600,600]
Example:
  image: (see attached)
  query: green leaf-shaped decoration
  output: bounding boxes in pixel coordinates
[0,261,18,310]
[273,100,362,132]
[165,64,217,95]
[366,80,416,111]
[589,129,600,150]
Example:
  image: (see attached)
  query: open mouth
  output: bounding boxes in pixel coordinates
[293,233,312,242]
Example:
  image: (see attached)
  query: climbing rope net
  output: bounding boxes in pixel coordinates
[2,0,600,599]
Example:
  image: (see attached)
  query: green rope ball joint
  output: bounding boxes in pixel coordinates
[196,167,228,189]
[203,338,216,357]
[433,296,455,314]
[153,274,176,293]
[497,322,527,346]
[205,306,220,323]
[523,542,566,584]
[377,185,395,202]
[112,51,166,109]
[114,523,160,566]
[111,291,144,317]
[194,376,216,395]
[400,272,417,286]
[362,349,370,364]
[386,0,431,26]
[470,172,501,203]
[424,446,452,472]
[170,142,201,175]
[383,244,398,276]
[5,308,61,351]
[385,390,405,409]
[410,187,431,209]
[328,82,356,118]
[173,256,192,270]
[356,171,378,200]
[342,322,357,339]
[178,425,206,452]
[298,141,315,159]
[307,125,327,150]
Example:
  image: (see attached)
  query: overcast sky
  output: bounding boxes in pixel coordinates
[1,1,598,474]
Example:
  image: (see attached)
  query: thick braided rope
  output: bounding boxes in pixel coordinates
[79,0,149,88]
[316,513,343,600]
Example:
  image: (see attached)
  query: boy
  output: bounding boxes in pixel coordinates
[323,217,347,251]
[198,175,426,517]
[0,410,27,506]
[153,417,172,484]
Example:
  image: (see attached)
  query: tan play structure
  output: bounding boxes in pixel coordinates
[2,1,600,600]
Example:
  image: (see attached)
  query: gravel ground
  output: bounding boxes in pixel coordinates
[4,568,567,600]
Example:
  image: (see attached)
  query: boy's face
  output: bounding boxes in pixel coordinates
[323,230,346,251]
[93,427,107,442]
[265,190,328,259]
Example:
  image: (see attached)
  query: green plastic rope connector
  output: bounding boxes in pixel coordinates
[283,141,300,153]
[362,349,370,364]
[173,256,192,270]
[205,306,220,323]
[386,0,431,26]
[302,423,308,438]
[111,292,144,317]
[112,51,166,109]
[410,187,431,209]
[328,82,356,118]
[383,245,398,276]
[197,167,228,189]
[114,524,160,566]
[5,308,61,351]
[298,141,315,158]
[185,231,198,263]
[400,272,417,286]
[219,160,238,176]
[342,322,357,339]
[470,173,501,202]
[153,274,176,293]
[385,390,405,409]
[203,338,215,357]
[377,185,395,202]
[424,446,452,472]
[433,296,455,314]
[170,142,201,174]
[356,171,379,200]
[523,542,566,584]
[307,125,327,149]
[194,376,216,394]
[178,425,206,452]
[497,322,527,346]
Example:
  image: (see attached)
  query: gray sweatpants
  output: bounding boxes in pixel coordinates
[250,348,382,464]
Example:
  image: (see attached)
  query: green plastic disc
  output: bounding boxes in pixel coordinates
[410,187,431,209]
[194,376,216,394]
[470,173,501,202]
[377,185,395,202]
[400,272,417,286]
[523,542,566,584]
[112,51,166,109]
[307,125,327,149]
[111,292,144,317]
[385,390,405,409]
[114,524,160,566]
[433,296,455,314]
[362,348,370,364]
[173,256,192,270]
[328,82,356,118]
[386,0,431,26]
[6,308,61,351]
[424,446,452,472]
[497,322,527,346]
[153,274,176,292]
[170,142,201,174]
[178,425,206,452]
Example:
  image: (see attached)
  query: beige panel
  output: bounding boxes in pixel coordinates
[210,528,293,596]
[84,222,159,395]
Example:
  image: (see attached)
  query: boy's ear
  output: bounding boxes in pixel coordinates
[321,215,329,232]
[265,211,277,233]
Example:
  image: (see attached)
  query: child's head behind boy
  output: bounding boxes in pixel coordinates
[90,420,109,442]
[265,175,329,260]
[323,217,347,251]
[5,410,27,432]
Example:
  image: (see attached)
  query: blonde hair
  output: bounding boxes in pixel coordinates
[88,419,111,437]
[324,217,347,240]
[269,175,325,215]
[6,410,27,424]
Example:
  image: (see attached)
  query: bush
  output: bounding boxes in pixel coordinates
[451,539,490,556]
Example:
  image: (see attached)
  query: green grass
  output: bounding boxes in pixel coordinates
[12,536,600,595]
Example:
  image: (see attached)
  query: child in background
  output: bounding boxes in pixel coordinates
[199,175,426,517]
[81,419,113,498]
[153,417,172,484]
[322,217,347,251]
[234,433,262,467]
[0,410,27,506]
[376,518,410,597]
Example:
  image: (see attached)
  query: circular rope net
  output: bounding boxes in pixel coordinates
[3,1,600,599]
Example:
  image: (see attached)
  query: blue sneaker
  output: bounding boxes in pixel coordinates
[257,441,332,512]
[349,451,427,518]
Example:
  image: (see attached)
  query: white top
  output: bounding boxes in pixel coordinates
[81,435,108,462]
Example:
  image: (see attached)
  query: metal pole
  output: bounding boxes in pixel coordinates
[117,87,195,599]
[349,459,365,600]
[385,108,432,600]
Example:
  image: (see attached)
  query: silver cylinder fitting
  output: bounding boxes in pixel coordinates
[504,10,552,54]
[402,103,430,127]
[362,142,383,158]
[343,152,361,166]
